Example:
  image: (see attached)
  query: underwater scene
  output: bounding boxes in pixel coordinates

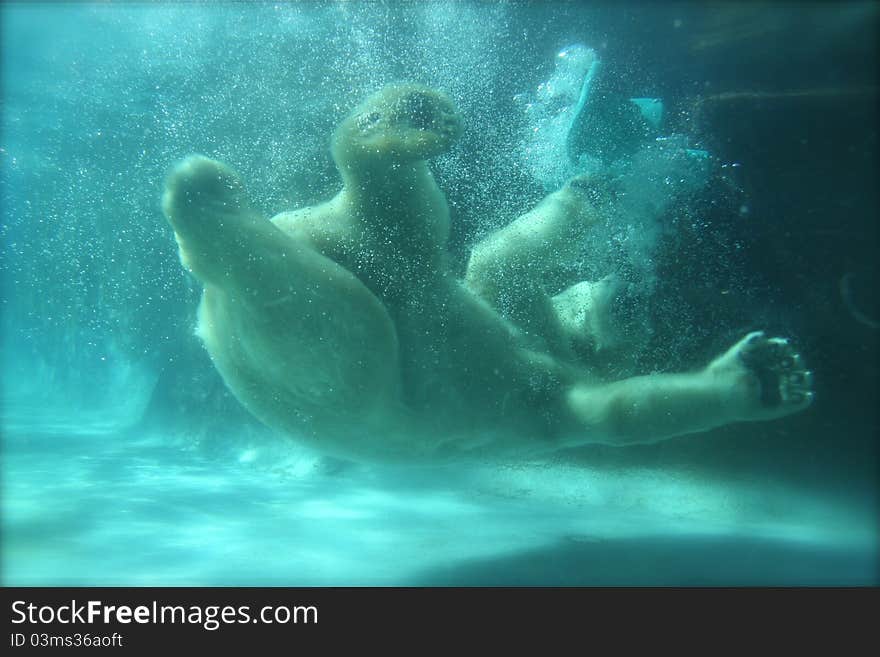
[2,1,878,586]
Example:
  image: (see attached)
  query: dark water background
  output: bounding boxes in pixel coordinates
[1,1,877,585]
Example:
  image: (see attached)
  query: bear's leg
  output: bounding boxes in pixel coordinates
[162,155,294,289]
[560,331,813,446]
[464,175,603,357]
[465,175,599,298]
[162,156,401,438]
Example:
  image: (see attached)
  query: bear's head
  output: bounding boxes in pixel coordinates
[331,84,463,172]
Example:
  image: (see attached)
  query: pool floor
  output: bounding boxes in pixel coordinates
[2,416,876,586]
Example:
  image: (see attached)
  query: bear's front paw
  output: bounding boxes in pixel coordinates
[162,155,249,229]
[708,331,814,422]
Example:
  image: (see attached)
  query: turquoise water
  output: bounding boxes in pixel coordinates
[4,406,875,585]
[2,3,878,586]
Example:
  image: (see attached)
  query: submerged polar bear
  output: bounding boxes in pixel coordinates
[162,84,813,463]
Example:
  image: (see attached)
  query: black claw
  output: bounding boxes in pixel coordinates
[736,333,811,409]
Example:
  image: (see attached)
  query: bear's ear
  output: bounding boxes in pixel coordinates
[331,84,463,169]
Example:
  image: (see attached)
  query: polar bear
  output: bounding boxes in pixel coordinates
[161,83,813,463]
